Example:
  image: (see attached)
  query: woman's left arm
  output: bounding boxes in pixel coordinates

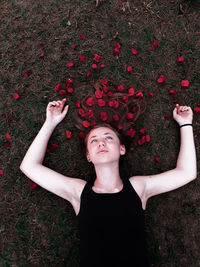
[130,104,197,201]
[174,104,197,178]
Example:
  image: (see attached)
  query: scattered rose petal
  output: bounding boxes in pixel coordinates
[148,92,154,97]
[50,143,59,150]
[72,44,77,49]
[127,128,136,138]
[127,113,134,120]
[117,84,125,92]
[67,87,73,94]
[80,34,86,40]
[86,72,91,77]
[6,116,12,121]
[100,112,108,121]
[177,56,184,62]
[67,61,74,67]
[123,96,128,103]
[54,83,61,91]
[136,92,143,98]
[85,109,94,119]
[100,78,108,85]
[86,97,95,106]
[30,182,38,189]
[95,90,103,99]
[98,99,106,107]
[131,48,138,55]
[6,132,12,140]
[94,54,101,62]
[66,130,72,139]
[181,80,189,87]
[127,66,133,73]
[4,142,10,148]
[23,70,31,77]
[132,106,137,112]
[38,42,44,47]
[103,85,109,93]
[66,78,73,85]
[0,170,3,175]
[152,40,159,48]
[79,131,86,139]
[13,93,20,100]
[79,55,86,62]
[145,135,150,143]
[78,108,85,117]
[157,75,165,83]
[39,53,44,58]
[169,90,177,96]
[92,64,98,69]
[59,90,66,96]
[113,114,119,121]
[117,124,123,130]
[155,157,160,163]
[83,121,91,128]
[139,128,146,135]
[128,88,135,96]
[90,121,97,127]
[194,107,200,113]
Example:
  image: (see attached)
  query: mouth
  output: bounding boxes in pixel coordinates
[98,150,108,153]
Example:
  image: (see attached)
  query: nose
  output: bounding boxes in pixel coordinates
[98,139,105,147]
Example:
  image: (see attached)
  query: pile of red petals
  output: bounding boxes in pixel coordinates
[137,128,151,146]
[54,78,74,96]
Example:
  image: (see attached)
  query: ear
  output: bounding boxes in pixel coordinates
[86,151,90,162]
[120,145,126,155]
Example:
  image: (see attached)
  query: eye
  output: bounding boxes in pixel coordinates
[91,139,97,143]
[106,136,113,140]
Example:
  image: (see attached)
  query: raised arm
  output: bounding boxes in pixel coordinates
[20,99,85,203]
[130,104,197,205]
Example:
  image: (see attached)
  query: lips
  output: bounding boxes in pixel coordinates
[98,150,108,153]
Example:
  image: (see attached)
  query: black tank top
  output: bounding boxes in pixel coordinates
[77,178,149,267]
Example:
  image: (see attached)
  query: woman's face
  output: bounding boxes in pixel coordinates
[86,127,126,165]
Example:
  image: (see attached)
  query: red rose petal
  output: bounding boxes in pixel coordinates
[155,157,160,163]
[181,80,189,87]
[6,132,12,140]
[13,93,20,100]
[30,182,38,189]
[99,112,107,121]
[66,130,72,139]
[83,121,91,128]
[131,48,138,55]
[67,61,74,67]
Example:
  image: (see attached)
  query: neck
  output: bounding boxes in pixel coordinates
[93,161,122,190]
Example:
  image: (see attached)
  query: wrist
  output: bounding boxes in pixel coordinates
[44,120,58,130]
[179,123,193,128]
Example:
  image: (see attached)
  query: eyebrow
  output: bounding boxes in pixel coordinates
[89,132,113,140]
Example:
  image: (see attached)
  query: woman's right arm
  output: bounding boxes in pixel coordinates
[20,99,85,203]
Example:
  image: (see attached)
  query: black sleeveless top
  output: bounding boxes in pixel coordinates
[77,178,149,267]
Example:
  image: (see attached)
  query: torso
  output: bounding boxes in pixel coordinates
[71,177,147,216]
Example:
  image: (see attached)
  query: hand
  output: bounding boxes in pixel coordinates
[46,98,69,126]
[173,104,193,126]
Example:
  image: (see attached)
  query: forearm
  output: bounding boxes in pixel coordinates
[176,126,197,178]
[20,120,56,168]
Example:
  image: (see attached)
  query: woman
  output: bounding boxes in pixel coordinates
[20,82,197,266]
